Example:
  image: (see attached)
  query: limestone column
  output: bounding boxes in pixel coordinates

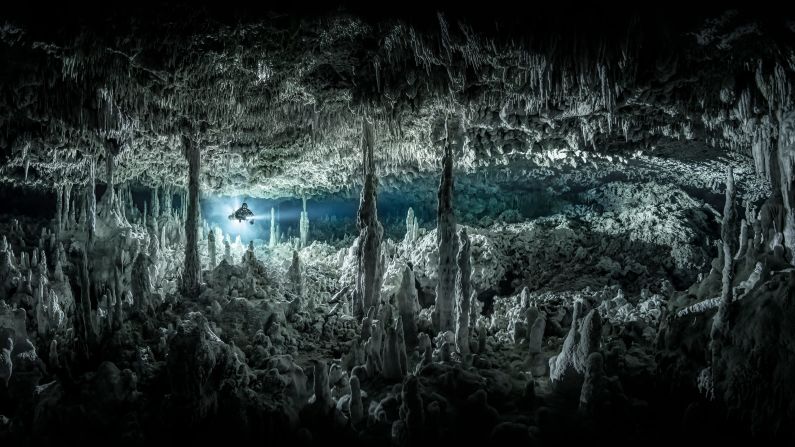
[87,157,96,241]
[355,117,384,318]
[269,207,277,248]
[299,196,309,248]
[434,117,461,333]
[455,228,472,355]
[181,136,202,295]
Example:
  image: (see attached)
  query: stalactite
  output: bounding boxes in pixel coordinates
[269,207,277,248]
[299,196,309,248]
[354,117,384,319]
[455,228,472,356]
[181,136,202,296]
[207,228,217,269]
[434,117,459,333]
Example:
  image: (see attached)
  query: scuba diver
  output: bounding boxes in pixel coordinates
[229,202,255,224]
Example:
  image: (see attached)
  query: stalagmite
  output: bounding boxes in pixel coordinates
[181,136,202,296]
[455,227,472,355]
[269,207,277,248]
[711,167,739,389]
[132,252,154,314]
[395,316,408,375]
[434,117,460,333]
[69,194,77,227]
[224,239,231,264]
[62,184,72,230]
[575,309,602,374]
[208,229,217,269]
[300,196,309,248]
[163,185,173,217]
[349,375,364,425]
[405,207,419,244]
[383,319,403,380]
[243,241,256,263]
[527,306,546,355]
[395,264,420,348]
[151,185,160,219]
[312,359,332,409]
[778,111,795,264]
[55,185,63,232]
[735,218,749,260]
[288,250,302,297]
[354,118,383,319]
[104,138,118,208]
[87,157,96,241]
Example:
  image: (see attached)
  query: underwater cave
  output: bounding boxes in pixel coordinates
[1,2,794,446]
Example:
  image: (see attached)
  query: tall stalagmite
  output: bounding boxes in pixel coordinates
[87,157,96,241]
[207,229,217,270]
[55,185,63,232]
[405,207,419,244]
[269,207,277,248]
[151,185,160,219]
[354,118,383,318]
[300,196,309,248]
[181,136,202,296]
[62,184,72,230]
[779,111,795,264]
[104,138,118,209]
[396,264,420,348]
[711,167,738,387]
[455,227,472,355]
[434,117,461,333]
